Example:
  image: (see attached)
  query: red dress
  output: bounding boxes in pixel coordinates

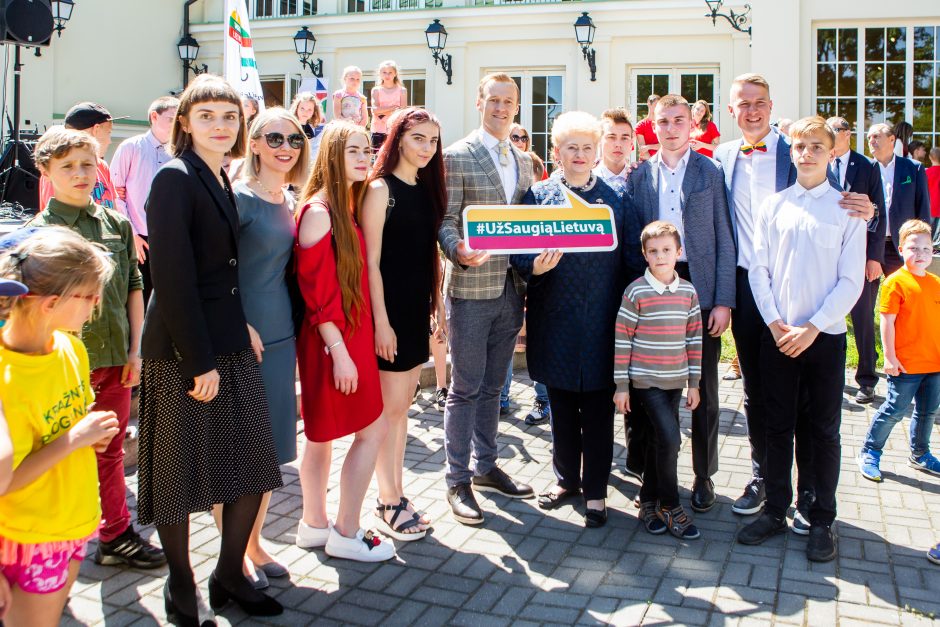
[692,121,721,158]
[295,200,383,442]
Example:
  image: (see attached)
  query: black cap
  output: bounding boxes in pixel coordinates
[64,102,129,130]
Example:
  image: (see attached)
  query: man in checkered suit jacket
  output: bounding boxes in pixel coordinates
[437,73,536,525]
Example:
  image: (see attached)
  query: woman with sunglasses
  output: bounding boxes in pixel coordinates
[230,107,309,586]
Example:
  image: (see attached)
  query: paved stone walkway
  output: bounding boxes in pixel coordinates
[64,371,939,626]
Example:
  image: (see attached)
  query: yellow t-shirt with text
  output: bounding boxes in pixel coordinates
[0,331,100,547]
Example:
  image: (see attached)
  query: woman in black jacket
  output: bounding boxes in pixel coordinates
[138,75,283,625]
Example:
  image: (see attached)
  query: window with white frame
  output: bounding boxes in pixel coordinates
[816,25,940,157]
[362,76,427,113]
[630,68,719,124]
[500,72,564,171]
[252,0,316,18]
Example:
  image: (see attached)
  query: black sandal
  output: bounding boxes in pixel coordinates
[537,488,581,510]
[374,499,427,542]
[585,507,608,528]
[399,496,431,525]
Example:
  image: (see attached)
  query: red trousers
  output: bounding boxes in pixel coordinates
[90,366,131,543]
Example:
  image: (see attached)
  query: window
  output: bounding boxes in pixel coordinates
[630,67,720,156]
[500,72,564,171]
[362,77,427,111]
[252,0,316,17]
[815,25,940,156]
[346,0,433,12]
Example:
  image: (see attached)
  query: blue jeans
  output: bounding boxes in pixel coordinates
[443,277,524,487]
[501,359,548,404]
[862,372,940,457]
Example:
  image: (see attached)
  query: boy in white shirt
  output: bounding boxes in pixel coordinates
[737,116,866,562]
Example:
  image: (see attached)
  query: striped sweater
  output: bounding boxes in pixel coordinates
[614,270,703,393]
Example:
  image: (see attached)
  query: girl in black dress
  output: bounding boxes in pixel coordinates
[358,108,446,541]
[139,75,283,625]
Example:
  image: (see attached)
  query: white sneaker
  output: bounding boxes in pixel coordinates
[325,528,395,562]
[296,519,332,549]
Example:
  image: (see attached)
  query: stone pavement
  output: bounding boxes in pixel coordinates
[64,370,940,626]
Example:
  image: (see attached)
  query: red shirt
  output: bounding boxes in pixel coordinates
[635,118,658,159]
[692,121,721,158]
[927,165,940,218]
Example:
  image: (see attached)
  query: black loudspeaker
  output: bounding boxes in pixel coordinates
[0,0,53,47]
[0,141,40,210]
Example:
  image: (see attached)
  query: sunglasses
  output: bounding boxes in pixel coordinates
[510,134,529,143]
[263,132,306,149]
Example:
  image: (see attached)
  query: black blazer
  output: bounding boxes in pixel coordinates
[141,150,249,378]
[884,156,932,245]
[839,150,886,263]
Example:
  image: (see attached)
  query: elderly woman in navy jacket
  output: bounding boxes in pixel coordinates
[510,111,627,528]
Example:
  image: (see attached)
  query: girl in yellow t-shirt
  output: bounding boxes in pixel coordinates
[0,227,119,627]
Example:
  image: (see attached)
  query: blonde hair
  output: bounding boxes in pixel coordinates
[731,73,771,95]
[477,72,519,102]
[789,116,835,148]
[170,74,247,158]
[640,220,682,250]
[33,126,100,169]
[0,226,114,322]
[898,219,933,246]
[376,60,403,87]
[299,122,369,330]
[289,91,322,126]
[342,65,363,81]
[242,107,310,188]
[551,111,602,148]
[509,123,530,149]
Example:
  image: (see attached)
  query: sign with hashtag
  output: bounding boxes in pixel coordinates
[461,186,618,254]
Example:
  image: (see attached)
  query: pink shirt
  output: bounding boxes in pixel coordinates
[370,86,405,134]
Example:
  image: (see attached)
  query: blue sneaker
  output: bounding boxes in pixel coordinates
[857,449,882,482]
[928,542,940,565]
[910,451,940,476]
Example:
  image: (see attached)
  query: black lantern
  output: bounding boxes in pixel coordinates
[177,34,207,82]
[293,26,323,78]
[425,19,452,85]
[703,0,752,41]
[50,0,74,36]
[573,12,597,82]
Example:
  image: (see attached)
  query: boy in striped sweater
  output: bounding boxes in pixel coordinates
[614,221,703,540]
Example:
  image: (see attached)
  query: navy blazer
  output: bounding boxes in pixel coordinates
[510,177,626,392]
[141,150,250,379]
[882,156,931,245]
[624,150,736,311]
[838,150,886,263]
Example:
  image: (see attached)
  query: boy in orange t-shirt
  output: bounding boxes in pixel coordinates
[858,219,940,484]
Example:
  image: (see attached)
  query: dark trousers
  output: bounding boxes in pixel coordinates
[139,234,153,307]
[633,386,682,507]
[676,262,721,479]
[623,409,648,472]
[850,277,880,388]
[761,330,846,526]
[732,267,769,478]
[883,238,903,276]
[546,386,615,501]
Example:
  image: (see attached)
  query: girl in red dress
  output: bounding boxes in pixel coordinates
[293,121,394,562]
[690,99,721,158]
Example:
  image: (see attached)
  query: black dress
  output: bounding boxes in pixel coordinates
[377,174,436,372]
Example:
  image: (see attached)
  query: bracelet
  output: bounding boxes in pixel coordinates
[324,339,344,355]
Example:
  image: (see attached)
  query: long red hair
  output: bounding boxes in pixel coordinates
[365,107,447,313]
[299,122,369,330]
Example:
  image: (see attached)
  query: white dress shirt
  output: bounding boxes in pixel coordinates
[593,162,629,190]
[748,180,866,335]
[657,149,691,261]
[732,129,779,270]
[832,151,849,190]
[479,128,518,203]
[877,156,896,237]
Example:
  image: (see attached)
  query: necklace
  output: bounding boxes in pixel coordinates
[561,174,596,192]
[253,177,285,200]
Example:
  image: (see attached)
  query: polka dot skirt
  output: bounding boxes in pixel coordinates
[136,350,283,526]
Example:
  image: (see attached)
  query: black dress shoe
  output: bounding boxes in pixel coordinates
[690,477,716,513]
[584,508,608,528]
[164,581,216,627]
[537,488,581,510]
[737,512,787,545]
[447,483,484,525]
[806,524,837,562]
[854,385,875,404]
[207,572,283,617]
[471,467,534,499]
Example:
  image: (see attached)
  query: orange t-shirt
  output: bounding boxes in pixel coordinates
[879,267,940,374]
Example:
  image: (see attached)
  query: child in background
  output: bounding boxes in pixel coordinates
[0,227,120,627]
[27,128,165,569]
[369,60,407,151]
[333,66,370,129]
[857,219,940,481]
[927,147,940,240]
[614,220,703,541]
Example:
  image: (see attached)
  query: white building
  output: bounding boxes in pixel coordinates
[6,0,940,166]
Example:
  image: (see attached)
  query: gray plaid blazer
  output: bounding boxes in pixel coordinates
[439,130,535,299]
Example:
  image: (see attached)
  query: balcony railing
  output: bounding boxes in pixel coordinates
[345,0,439,12]
[470,0,580,4]
[251,0,317,18]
